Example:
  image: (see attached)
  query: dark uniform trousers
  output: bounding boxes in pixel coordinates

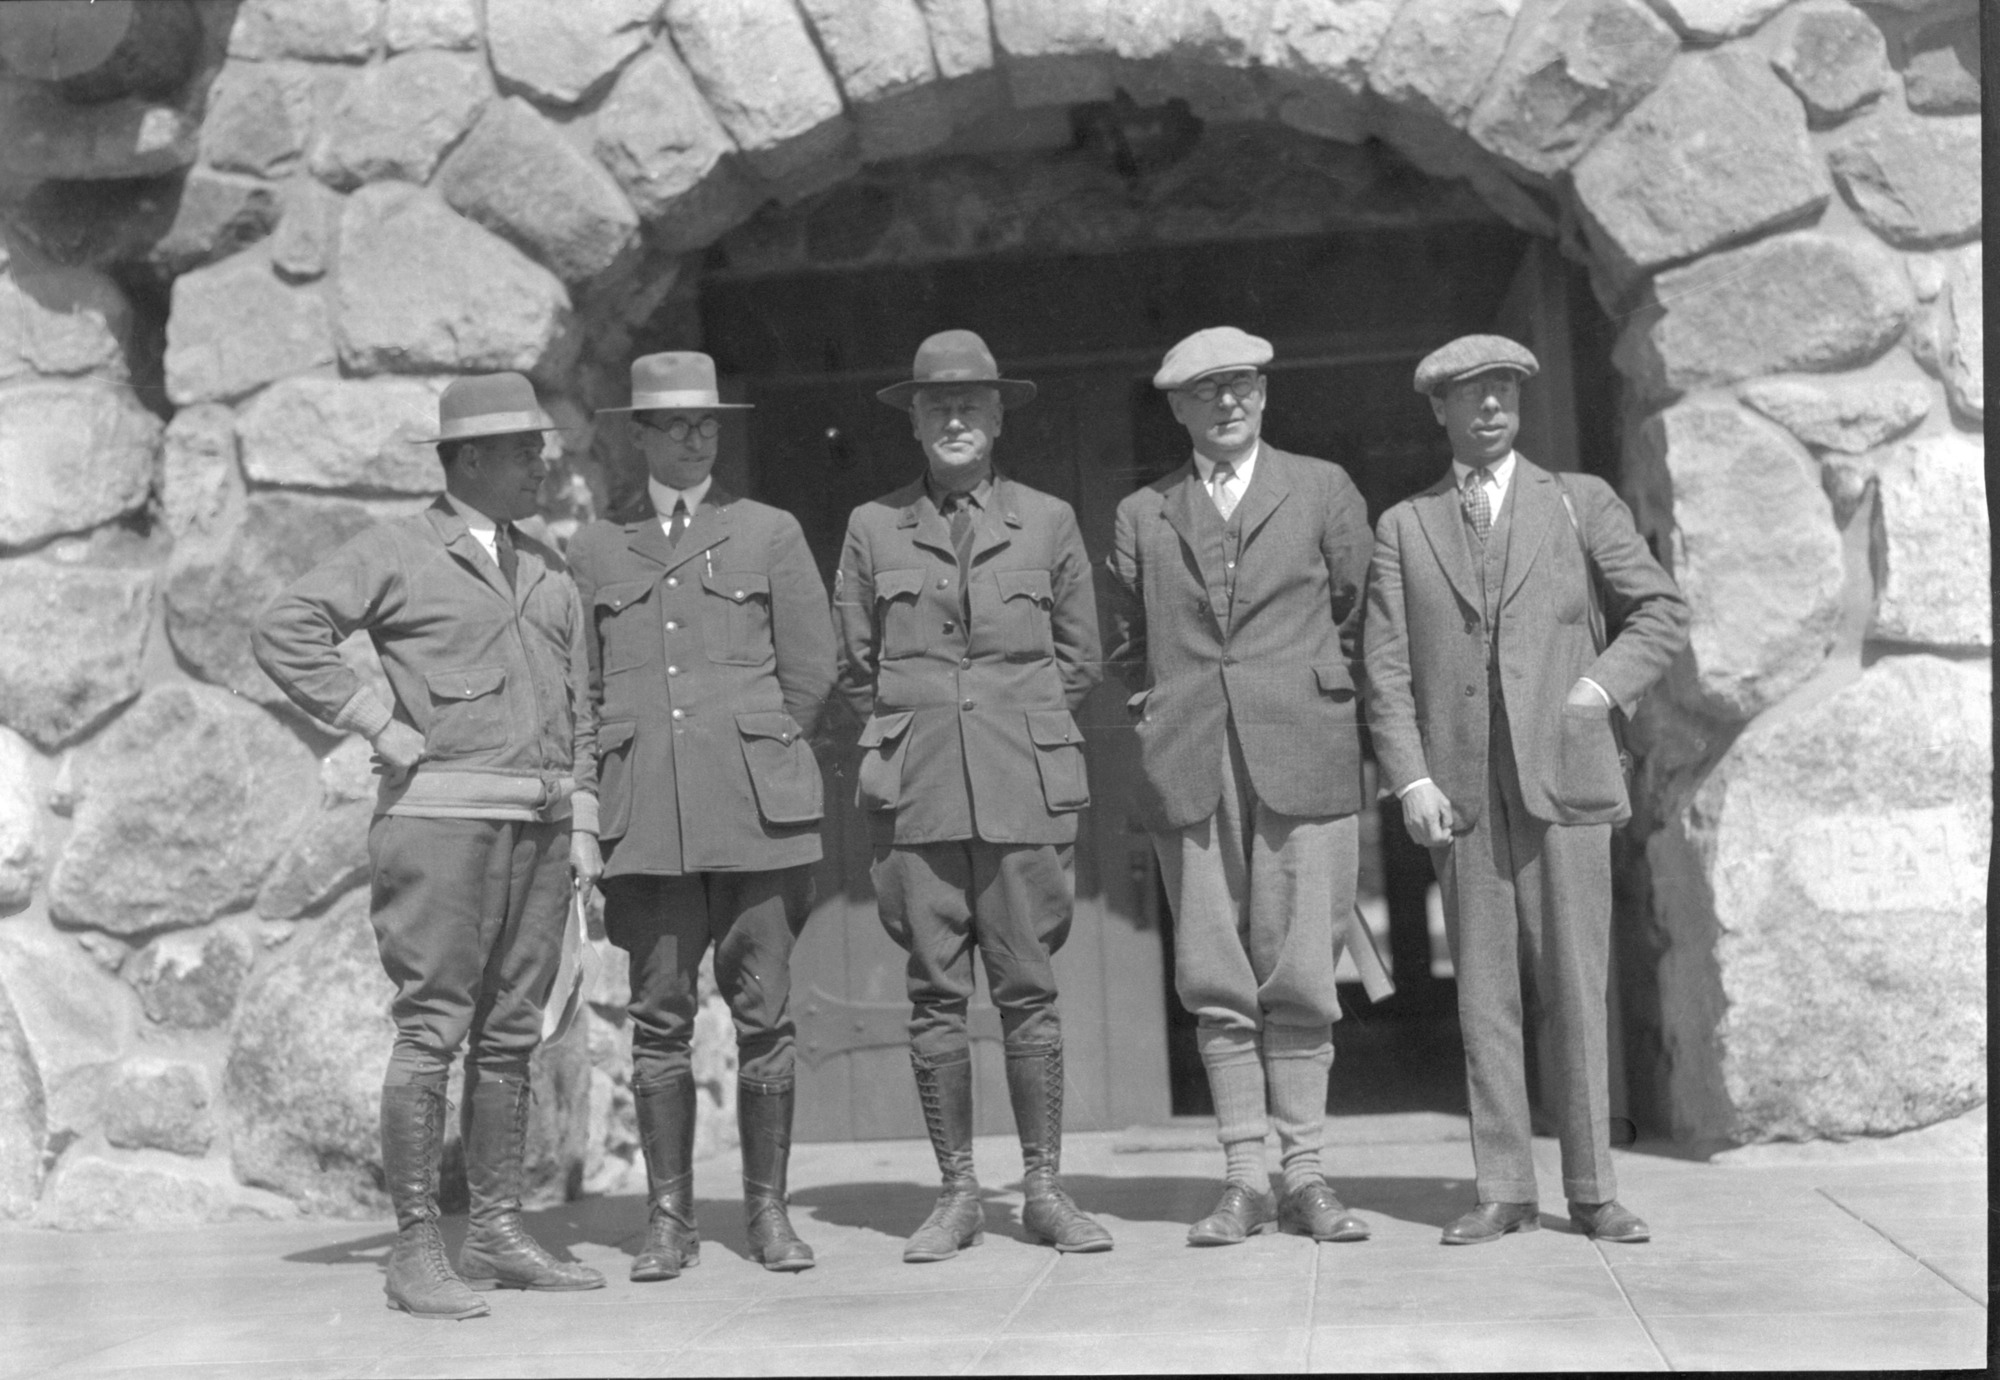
[368,814,572,1086]
[605,868,813,1089]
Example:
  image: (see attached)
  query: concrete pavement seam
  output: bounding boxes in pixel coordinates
[1592,1235,1674,1370]
[959,1248,1059,1373]
[1814,1187,1989,1307]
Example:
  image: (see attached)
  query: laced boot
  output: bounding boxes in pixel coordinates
[456,1072,605,1291]
[1007,1043,1112,1253]
[739,1076,815,1272]
[903,1054,984,1263]
[380,1081,488,1321]
[630,1072,700,1281]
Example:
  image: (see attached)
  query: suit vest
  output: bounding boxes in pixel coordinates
[1464,478,1516,683]
[1187,473,1248,634]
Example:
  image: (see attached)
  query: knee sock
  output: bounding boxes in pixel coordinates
[1264,1024,1335,1195]
[1198,1026,1268,1188]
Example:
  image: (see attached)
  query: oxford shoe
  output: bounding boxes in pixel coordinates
[1187,1181,1276,1246]
[1277,1181,1370,1242]
[1569,1199,1651,1243]
[1440,1201,1540,1245]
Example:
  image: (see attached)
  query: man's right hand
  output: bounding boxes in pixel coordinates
[1401,780,1456,849]
[370,721,426,785]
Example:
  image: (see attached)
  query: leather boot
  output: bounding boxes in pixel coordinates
[456,1072,605,1291]
[380,1081,488,1320]
[903,1054,984,1263]
[738,1076,815,1272]
[630,1072,700,1281]
[1006,1043,1112,1253]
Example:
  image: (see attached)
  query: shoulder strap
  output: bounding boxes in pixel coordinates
[1555,474,1608,657]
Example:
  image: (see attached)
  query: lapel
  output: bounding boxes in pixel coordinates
[968,475,1021,566]
[1159,462,1212,577]
[425,498,513,605]
[626,485,736,577]
[895,480,957,562]
[1232,445,1290,547]
[1500,458,1559,609]
[1411,472,1480,611]
[508,528,546,610]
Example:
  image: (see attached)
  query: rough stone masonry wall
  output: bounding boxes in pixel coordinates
[0,0,1983,1226]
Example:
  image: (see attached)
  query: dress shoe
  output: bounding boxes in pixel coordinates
[1187,1182,1276,1246]
[1276,1180,1370,1242]
[1569,1199,1650,1243]
[1440,1201,1539,1245]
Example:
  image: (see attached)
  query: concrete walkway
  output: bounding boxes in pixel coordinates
[2,1118,1985,1376]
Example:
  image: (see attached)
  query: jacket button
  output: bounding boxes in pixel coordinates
[665,620,678,631]
[961,699,974,711]
[938,577,950,589]
[960,657,971,669]
[666,666,678,676]
[671,708,685,719]
[666,576,678,587]
[942,620,955,633]
[734,590,745,600]
[781,733,793,743]
[1464,685,1477,696]
[1196,601,1207,614]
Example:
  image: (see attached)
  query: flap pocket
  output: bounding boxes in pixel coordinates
[1313,662,1355,698]
[873,567,925,602]
[997,568,1053,606]
[597,719,636,752]
[856,709,916,749]
[593,580,652,613]
[1026,709,1083,748]
[735,711,803,744]
[1026,709,1088,811]
[425,665,507,701]
[703,571,770,603]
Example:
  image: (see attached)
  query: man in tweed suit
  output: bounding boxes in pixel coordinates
[1105,327,1376,1247]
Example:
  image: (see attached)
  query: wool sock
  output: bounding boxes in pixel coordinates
[1264,1023,1335,1195]
[1198,1025,1268,1188]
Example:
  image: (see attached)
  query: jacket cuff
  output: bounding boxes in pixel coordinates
[331,689,394,741]
[569,791,599,836]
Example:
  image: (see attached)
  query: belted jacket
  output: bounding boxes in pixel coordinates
[568,487,835,876]
[834,473,1101,846]
[252,497,598,829]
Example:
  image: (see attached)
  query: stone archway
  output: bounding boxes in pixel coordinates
[0,0,1983,1225]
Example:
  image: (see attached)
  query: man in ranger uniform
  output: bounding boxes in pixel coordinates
[834,329,1110,1261]
[254,373,604,1319]
[569,352,835,1280]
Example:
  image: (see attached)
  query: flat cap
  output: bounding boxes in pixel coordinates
[1154,326,1273,390]
[1413,334,1539,394]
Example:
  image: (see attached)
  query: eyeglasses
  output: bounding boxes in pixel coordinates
[638,415,721,441]
[1181,373,1262,403]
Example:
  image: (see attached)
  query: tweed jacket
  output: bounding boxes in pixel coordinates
[1363,456,1689,829]
[1105,445,1373,832]
[834,473,1101,846]
[569,486,835,876]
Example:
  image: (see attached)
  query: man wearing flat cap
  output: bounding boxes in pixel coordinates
[1365,334,1688,1246]
[1105,326,1377,1248]
[834,329,1110,1260]
[568,352,835,1281]
[255,374,605,1319]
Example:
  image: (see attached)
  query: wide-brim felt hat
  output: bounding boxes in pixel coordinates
[413,372,558,443]
[598,352,752,413]
[1413,334,1540,394]
[876,330,1036,410]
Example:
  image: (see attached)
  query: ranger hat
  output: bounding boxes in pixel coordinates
[597,351,752,413]
[1413,334,1539,395]
[876,330,1037,410]
[1154,326,1273,390]
[415,372,557,443]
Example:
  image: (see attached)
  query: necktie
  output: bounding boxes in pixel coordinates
[494,522,518,590]
[1463,467,1492,541]
[666,498,689,550]
[945,493,975,614]
[1209,461,1237,519]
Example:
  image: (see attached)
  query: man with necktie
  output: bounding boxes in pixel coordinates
[1364,335,1688,1245]
[255,373,605,1318]
[1105,327,1377,1247]
[834,329,1110,1260]
[568,352,836,1280]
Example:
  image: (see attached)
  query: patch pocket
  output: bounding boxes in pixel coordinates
[1313,661,1356,702]
[873,567,927,659]
[1026,709,1089,812]
[1554,703,1626,815]
[422,665,508,755]
[736,712,824,826]
[701,572,772,666]
[995,568,1055,659]
[855,710,916,812]
[595,719,637,840]
[593,581,655,674]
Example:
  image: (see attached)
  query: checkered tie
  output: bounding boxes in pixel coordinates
[1462,467,1492,540]
[1209,460,1237,519]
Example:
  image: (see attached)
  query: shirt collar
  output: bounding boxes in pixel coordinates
[648,475,712,518]
[1192,441,1259,485]
[444,492,498,533]
[1451,450,1517,488]
[926,470,993,511]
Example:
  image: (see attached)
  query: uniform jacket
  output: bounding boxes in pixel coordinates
[252,497,598,828]
[1363,456,1690,828]
[834,473,1101,846]
[1105,445,1373,832]
[569,486,835,876]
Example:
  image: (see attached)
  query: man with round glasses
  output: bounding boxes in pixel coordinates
[569,352,836,1281]
[1106,326,1377,1248]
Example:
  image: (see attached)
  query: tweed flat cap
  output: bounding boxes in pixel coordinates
[1413,334,1539,394]
[1153,326,1273,390]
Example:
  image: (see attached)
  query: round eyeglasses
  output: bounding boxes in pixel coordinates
[638,415,721,441]
[1181,373,1262,403]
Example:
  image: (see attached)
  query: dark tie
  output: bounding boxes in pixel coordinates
[944,493,976,614]
[1462,468,1493,541]
[666,498,690,550]
[494,522,518,590]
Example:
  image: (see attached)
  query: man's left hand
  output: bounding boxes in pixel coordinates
[1567,678,1612,709]
[570,831,604,889]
